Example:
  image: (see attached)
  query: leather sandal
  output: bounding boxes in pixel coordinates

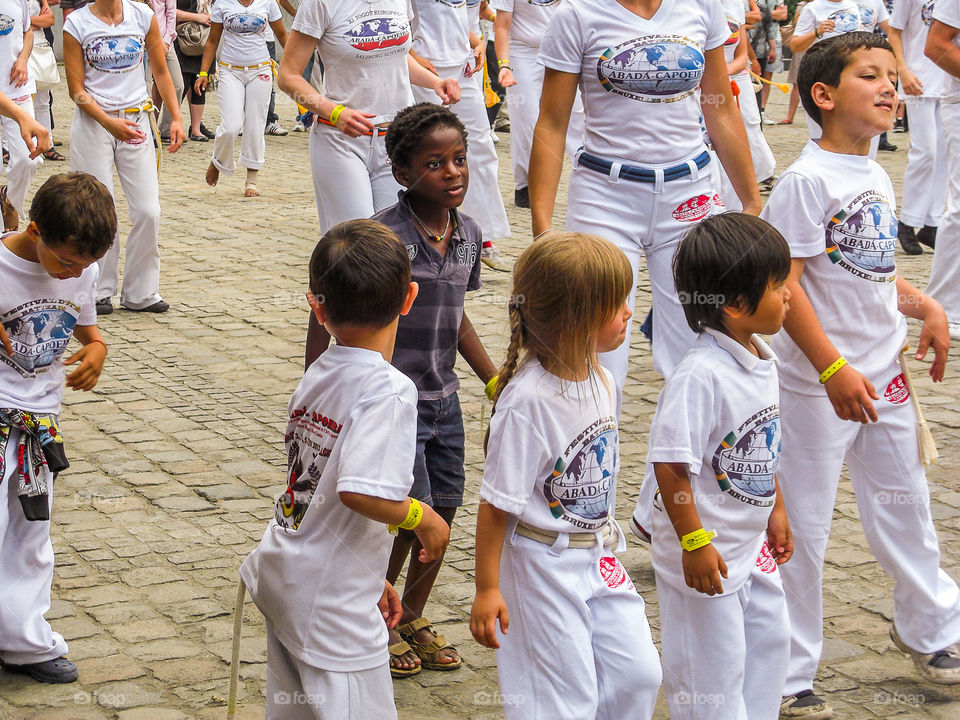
[397,617,461,671]
[388,640,421,678]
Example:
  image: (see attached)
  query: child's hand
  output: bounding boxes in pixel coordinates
[65,341,106,391]
[379,580,403,629]
[414,504,450,563]
[470,588,509,649]
[824,363,878,423]
[766,506,793,564]
[499,67,516,87]
[682,544,728,596]
[916,300,950,382]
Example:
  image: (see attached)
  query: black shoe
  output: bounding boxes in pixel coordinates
[759,176,776,193]
[189,133,208,142]
[878,140,898,151]
[95,298,114,315]
[899,222,922,255]
[918,225,937,249]
[514,186,530,208]
[199,123,216,139]
[1,657,78,684]
[125,300,169,313]
[894,117,907,133]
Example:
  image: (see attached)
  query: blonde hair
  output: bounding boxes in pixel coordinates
[495,232,632,405]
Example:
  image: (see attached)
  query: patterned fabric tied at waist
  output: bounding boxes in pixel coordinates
[0,409,68,522]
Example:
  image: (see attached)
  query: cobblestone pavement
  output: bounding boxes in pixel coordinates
[0,78,958,720]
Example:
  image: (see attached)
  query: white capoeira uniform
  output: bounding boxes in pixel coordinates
[761,140,960,695]
[648,330,789,720]
[411,0,510,241]
[0,0,40,216]
[209,0,280,177]
[291,0,412,232]
[482,361,661,720]
[489,0,584,194]
[891,0,946,231]
[65,0,165,310]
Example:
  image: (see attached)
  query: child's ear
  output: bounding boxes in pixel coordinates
[391,163,411,189]
[306,292,328,325]
[399,281,419,316]
[809,81,835,114]
[723,301,748,321]
[24,221,41,243]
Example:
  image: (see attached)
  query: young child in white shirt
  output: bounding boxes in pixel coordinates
[239,219,450,720]
[646,212,793,720]
[762,32,960,719]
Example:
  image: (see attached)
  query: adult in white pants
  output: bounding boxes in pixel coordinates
[196,0,287,196]
[150,0,184,137]
[28,0,60,161]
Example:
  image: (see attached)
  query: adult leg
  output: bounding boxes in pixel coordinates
[158,46,184,135]
[239,67,273,171]
[309,128,377,232]
[900,98,945,229]
[734,73,775,182]
[211,67,246,176]
[926,100,960,323]
[0,98,41,215]
[265,40,278,126]
[505,49,541,192]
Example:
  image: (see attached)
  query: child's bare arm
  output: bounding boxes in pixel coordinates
[470,501,510,648]
[655,461,728,595]
[782,258,879,422]
[65,325,107,391]
[896,275,949,382]
[338,492,450,561]
[766,477,793,564]
[458,311,498,384]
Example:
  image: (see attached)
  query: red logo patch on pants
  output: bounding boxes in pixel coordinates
[756,542,777,574]
[884,374,909,404]
[258,73,272,81]
[673,195,713,222]
[599,556,635,591]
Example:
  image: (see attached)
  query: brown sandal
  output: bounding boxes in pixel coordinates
[397,617,462,671]
[388,639,421,678]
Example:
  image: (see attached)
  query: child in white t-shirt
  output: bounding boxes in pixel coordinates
[239,219,450,720]
[646,212,793,720]
[761,33,960,718]
[470,232,662,720]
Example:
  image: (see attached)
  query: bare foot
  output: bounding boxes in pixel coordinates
[244,184,259,197]
[388,628,420,676]
[205,162,219,187]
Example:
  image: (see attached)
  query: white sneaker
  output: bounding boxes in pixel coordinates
[265,121,289,136]
[481,243,510,272]
[628,512,651,544]
[490,128,499,144]
[891,625,960,684]
[762,113,777,125]
[293,120,306,132]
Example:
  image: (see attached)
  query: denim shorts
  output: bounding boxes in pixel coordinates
[409,393,466,508]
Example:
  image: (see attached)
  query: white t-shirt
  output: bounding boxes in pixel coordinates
[292,0,414,120]
[538,0,729,163]
[481,361,620,534]
[795,0,863,44]
[239,344,418,672]
[0,242,98,415]
[0,0,35,98]
[856,0,888,31]
[411,0,471,67]
[891,0,943,98]
[648,329,781,597]
[212,0,280,66]
[63,0,153,111]
[761,140,905,395]
[721,0,743,70]
[490,0,562,53]
[27,0,46,47]
[467,0,480,37]
[933,0,960,102]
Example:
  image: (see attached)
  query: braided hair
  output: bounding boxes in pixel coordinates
[385,102,469,169]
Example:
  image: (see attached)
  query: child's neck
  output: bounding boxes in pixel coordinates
[406,194,453,231]
[329,320,401,363]
[2,231,38,263]
[541,355,590,382]
[817,124,872,157]
[719,324,759,357]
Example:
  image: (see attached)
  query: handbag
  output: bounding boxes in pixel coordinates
[28,44,59,90]
[176,0,211,57]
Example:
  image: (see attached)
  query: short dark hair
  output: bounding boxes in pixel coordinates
[798,31,894,127]
[29,173,116,259]
[384,102,468,169]
[673,213,791,334]
[308,219,411,328]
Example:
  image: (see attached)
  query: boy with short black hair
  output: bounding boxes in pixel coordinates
[0,171,115,684]
[762,32,960,720]
[647,212,794,720]
[239,218,451,720]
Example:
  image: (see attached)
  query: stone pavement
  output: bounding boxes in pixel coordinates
[0,79,958,720]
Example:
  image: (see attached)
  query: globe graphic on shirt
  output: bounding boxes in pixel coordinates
[84,35,144,73]
[543,427,616,529]
[598,36,705,102]
[528,0,560,5]
[0,15,15,37]
[223,13,267,34]
[827,198,897,279]
[345,17,409,51]
[2,309,76,373]
[712,410,779,502]
[922,1,936,25]
[829,9,863,33]
[858,4,876,28]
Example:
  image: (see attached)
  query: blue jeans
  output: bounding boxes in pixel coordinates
[409,393,465,508]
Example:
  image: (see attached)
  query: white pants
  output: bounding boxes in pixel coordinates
[265,627,396,720]
[308,125,400,232]
[1,96,41,215]
[32,89,53,136]
[777,373,960,695]
[413,61,511,240]
[71,107,163,309]
[657,550,789,720]
[925,100,960,321]
[0,429,68,666]
[153,44,184,135]
[212,64,273,175]
[718,74,775,211]
[806,113,880,158]
[506,47,584,190]
[900,97,946,228]
[496,533,661,720]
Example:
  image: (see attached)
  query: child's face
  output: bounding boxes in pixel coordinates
[746,279,791,336]
[595,301,632,353]
[36,238,98,280]
[827,48,898,136]
[399,126,469,209]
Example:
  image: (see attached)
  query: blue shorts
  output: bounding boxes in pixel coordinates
[409,393,465,508]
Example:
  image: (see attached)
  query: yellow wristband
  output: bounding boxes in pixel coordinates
[388,498,423,534]
[329,104,345,126]
[680,528,718,552]
[818,356,847,384]
[498,58,510,66]
[198,71,208,78]
[484,375,499,401]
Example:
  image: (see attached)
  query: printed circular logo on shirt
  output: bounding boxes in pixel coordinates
[434,0,466,6]
[857,4,876,29]
[884,373,910,404]
[528,0,560,5]
[542,417,617,530]
[756,542,777,573]
[0,15,15,37]
[828,8,863,33]
[724,17,740,45]
[922,1,936,26]
[1,305,78,376]
[597,35,705,103]
[825,191,897,282]
[223,13,268,35]
[83,35,145,73]
[345,17,410,52]
[711,405,780,507]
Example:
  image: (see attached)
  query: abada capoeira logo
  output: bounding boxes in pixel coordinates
[1,305,77,376]
[825,190,897,283]
[922,1,936,26]
[828,8,863,33]
[712,405,779,507]
[857,4,876,29]
[223,13,268,34]
[345,16,410,51]
[724,17,740,46]
[0,14,15,37]
[84,35,144,73]
[543,417,617,530]
[597,35,705,103]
